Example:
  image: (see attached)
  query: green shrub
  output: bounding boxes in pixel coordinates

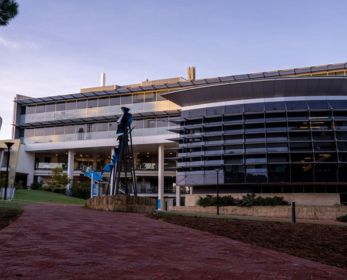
[30,181,42,190]
[197,193,289,207]
[71,181,90,199]
[336,214,347,223]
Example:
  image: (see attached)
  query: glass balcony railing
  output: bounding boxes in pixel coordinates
[24,127,178,144]
[35,162,66,170]
[23,101,180,124]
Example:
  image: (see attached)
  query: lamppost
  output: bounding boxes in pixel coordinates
[215,168,220,215]
[4,142,14,201]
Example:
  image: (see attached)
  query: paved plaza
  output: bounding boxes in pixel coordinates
[0,204,346,279]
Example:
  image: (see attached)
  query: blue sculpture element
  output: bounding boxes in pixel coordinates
[84,169,103,198]
[84,107,137,197]
[101,107,137,196]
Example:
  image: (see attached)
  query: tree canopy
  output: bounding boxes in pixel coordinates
[0,0,18,26]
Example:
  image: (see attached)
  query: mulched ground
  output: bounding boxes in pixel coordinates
[149,212,347,269]
[0,207,22,230]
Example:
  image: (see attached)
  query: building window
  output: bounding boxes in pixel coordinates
[87,99,98,108]
[133,120,144,129]
[55,126,65,135]
[56,102,66,111]
[133,93,144,103]
[99,97,109,107]
[26,106,36,114]
[145,92,156,102]
[44,127,55,136]
[65,125,75,134]
[144,119,156,128]
[36,105,45,113]
[45,103,56,112]
[108,122,117,131]
[66,101,76,110]
[76,100,87,109]
[24,129,35,137]
[156,118,168,127]
[34,128,44,136]
[121,95,132,105]
[110,96,120,106]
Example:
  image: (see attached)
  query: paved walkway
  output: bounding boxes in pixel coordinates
[0,204,346,280]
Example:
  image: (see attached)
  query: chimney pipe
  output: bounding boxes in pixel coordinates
[100,72,106,87]
[187,66,196,81]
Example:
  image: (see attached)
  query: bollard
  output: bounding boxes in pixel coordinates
[291,202,296,224]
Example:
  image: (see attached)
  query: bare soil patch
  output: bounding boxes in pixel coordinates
[149,212,347,269]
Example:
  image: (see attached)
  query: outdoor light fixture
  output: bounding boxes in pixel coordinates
[4,142,14,201]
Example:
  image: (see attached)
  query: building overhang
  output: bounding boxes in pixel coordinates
[162,77,347,107]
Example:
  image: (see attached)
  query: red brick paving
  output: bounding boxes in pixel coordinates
[0,204,346,280]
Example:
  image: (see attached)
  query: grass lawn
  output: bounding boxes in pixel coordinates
[14,189,86,205]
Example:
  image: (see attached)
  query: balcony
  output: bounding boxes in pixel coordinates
[23,127,177,144]
[23,101,179,124]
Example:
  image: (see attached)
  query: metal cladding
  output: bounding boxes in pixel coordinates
[163,77,347,107]
[173,77,347,193]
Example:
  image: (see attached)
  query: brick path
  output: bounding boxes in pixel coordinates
[0,204,346,280]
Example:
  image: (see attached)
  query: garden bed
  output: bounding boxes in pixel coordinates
[0,203,22,230]
[149,212,347,269]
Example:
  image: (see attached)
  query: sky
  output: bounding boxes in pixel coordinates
[0,0,346,139]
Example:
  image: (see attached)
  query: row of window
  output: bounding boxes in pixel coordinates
[178,152,347,164]
[25,92,167,114]
[179,163,347,184]
[179,141,347,153]
[182,121,347,136]
[179,131,347,145]
[183,112,347,127]
[182,100,347,119]
[24,117,174,137]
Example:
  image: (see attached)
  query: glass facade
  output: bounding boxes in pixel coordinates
[23,117,178,144]
[176,99,347,192]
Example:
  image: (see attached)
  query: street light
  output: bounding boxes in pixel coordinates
[215,168,220,215]
[4,142,14,201]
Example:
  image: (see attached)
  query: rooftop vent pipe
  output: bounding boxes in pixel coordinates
[100,72,106,87]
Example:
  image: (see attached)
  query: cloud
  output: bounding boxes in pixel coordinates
[0,36,38,50]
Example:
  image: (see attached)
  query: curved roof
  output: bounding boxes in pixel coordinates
[16,62,347,105]
[162,77,347,107]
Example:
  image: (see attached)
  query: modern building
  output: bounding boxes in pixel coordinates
[7,63,347,206]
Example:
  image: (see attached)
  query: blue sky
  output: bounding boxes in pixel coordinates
[0,0,346,139]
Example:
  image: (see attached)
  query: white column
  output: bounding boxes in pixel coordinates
[92,155,97,170]
[67,150,75,191]
[0,149,4,169]
[158,144,165,210]
[27,173,34,187]
[109,148,115,196]
[189,186,193,195]
[175,183,181,206]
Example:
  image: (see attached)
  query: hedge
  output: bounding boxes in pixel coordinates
[197,193,289,207]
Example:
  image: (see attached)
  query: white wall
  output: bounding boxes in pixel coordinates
[16,144,35,186]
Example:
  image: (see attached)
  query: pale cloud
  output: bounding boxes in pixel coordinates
[0,36,38,50]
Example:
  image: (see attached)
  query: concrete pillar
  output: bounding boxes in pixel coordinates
[0,149,4,169]
[189,186,193,195]
[158,144,164,210]
[109,148,115,195]
[27,173,34,187]
[92,155,97,170]
[175,183,181,206]
[67,150,75,191]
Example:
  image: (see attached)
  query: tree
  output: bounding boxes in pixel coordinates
[47,167,70,193]
[0,0,18,26]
